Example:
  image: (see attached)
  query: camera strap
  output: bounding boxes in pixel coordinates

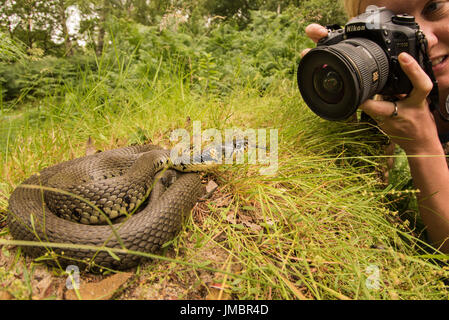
[417,30,449,121]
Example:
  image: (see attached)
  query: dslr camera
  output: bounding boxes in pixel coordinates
[297,5,437,121]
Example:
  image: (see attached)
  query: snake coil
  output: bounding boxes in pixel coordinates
[7,144,206,270]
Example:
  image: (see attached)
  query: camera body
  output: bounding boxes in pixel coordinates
[297,5,435,121]
[321,6,424,95]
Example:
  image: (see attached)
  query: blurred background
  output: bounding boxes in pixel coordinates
[0,0,346,104]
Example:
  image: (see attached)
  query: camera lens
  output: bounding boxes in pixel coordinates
[313,65,344,104]
[297,38,389,120]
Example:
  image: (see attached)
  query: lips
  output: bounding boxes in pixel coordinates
[431,55,448,66]
[429,54,449,75]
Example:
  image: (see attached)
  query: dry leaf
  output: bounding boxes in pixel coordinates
[226,213,236,224]
[214,194,232,208]
[65,272,132,300]
[206,180,218,194]
[240,214,262,232]
[32,270,55,300]
[0,290,14,300]
[85,136,97,156]
[243,221,262,232]
[185,116,191,128]
[206,287,231,300]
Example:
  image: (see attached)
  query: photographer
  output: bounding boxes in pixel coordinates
[301,0,449,252]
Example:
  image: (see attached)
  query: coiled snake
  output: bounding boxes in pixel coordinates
[7,142,244,270]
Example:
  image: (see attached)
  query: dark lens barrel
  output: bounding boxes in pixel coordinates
[297,38,389,121]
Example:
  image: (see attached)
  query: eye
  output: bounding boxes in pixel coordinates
[424,1,438,14]
[422,0,449,18]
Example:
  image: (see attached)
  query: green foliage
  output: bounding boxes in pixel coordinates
[202,0,257,28]
[300,0,348,26]
[0,0,347,65]
[113,8,311,95]
[1,8,314,104]
[0,2,345,103]
[258,0,302,12]
[0,32,26,63]
[0,0,68,56]
[0,54,96,101]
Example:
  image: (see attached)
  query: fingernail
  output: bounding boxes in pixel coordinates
[399,52,412,64]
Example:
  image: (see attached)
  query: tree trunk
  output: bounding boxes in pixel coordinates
[27,16,33,49]
[96,1,108,56]
[59,0,73,56]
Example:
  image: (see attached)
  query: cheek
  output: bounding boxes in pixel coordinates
[441,29,449,52]
[429,25,449,87]
[435,24,449,47]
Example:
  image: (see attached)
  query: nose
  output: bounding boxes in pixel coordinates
[416,19,438,50]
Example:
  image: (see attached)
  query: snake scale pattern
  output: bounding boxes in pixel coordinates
[7,144,207,270]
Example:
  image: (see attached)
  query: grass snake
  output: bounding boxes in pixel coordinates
[6,143,239,270]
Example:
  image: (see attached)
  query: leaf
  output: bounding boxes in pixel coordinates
[206,287,231,300]
[106,248,121,261]
[232,224,244,230]
[206,180,218,194]
[64,273,133,300]
[0,291,14,300]
[30,214,35,232]
[85,136,97,156]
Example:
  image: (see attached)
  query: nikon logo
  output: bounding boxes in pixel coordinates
[346,24,366,32]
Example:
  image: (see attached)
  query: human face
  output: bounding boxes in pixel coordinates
[361,0,449,100]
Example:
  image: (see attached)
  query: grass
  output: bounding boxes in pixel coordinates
[1,55,449,300]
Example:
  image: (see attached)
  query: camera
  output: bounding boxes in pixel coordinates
[297,5,437,121]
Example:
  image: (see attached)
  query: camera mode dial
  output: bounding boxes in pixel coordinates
[392,14,415,25]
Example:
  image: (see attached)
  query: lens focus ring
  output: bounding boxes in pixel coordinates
[330,39,389,102]
[344,38,390,93]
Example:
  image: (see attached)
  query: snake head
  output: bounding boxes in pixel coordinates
[172,138,268,171]
[229,138,266,153]
[197,138,265,165]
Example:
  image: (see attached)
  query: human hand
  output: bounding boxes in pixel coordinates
[359,52,441,155]
[300,23,328,58]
